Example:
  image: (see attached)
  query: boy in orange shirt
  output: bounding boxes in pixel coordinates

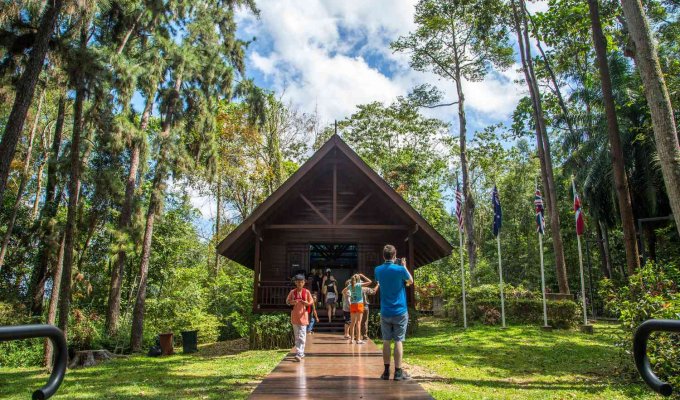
[287,274,313,362]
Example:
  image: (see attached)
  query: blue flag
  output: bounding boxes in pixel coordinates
[492,185,502,237]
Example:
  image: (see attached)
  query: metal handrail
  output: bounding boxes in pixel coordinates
[633,319,680,397]
[0,324,67,400]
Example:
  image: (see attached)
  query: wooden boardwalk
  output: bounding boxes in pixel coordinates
[249,332,433,399]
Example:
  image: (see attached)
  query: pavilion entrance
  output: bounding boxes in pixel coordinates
[309,243,358,286]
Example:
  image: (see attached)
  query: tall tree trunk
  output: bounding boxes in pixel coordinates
[106,94,153,336]
[454,67,477,278]
[523,8,577,139]
[0,0,63,200]
[30,95,65,316]
[57,25,88,337]
[588,0,641,275]
[619,0,680,237]
[131,73,182,352]
[116,9,144,55]
[130,173,162,352]
[31,156,47,220]
[214,166,221,275]
[0,92,43,269]
[43,233,65,369]
[513,0,569,293]
[594,220,612,278]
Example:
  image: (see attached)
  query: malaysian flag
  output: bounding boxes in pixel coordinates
[534,189,545,235]
[492,185,502,237]
[574,186,585,236]
[455,181,464,232]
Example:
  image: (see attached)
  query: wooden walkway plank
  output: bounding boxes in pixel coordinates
[249,333,433,400]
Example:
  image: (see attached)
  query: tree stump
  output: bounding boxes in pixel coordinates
[68,349,120,369]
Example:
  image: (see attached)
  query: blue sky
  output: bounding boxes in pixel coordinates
[190,0,548,234]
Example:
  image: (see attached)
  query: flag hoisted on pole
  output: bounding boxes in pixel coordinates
[456,181,467,329]
[492,185,506,328]
[534,186,549,328]
[572,176,590,329]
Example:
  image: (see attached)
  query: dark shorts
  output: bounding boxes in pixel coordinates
[344,311,351,325]
[381,312,408,342]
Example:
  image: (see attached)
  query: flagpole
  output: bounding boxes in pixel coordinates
[577,234,587,325]
[460,228,467,329]
[572,176,589,330]
[497,233,506,328]
[539,232,548,328]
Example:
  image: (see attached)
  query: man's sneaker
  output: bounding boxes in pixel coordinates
[380,370,390,380]
[300,354,305,358]
[294,355,301,362]
[356,340,366,344]
[393,369,412,381]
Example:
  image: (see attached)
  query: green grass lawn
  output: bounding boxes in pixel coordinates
[0,320,664,399]
[394,318,661,400]
[0,340,285,400]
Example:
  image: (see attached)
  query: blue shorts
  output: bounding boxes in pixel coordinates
[381,312,408,342]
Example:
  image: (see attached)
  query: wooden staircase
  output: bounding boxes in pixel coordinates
[313,309,345,333]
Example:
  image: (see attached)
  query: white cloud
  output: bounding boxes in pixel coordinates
[238,0,524,130]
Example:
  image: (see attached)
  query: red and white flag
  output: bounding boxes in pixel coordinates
[573,186,585,236]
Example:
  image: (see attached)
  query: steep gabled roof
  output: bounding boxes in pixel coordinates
[216,134,453,268]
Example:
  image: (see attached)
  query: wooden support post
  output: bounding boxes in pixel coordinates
[252,225,261,313]
[408,231,415,306]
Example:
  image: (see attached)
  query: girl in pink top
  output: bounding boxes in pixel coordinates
[287,274,313,361]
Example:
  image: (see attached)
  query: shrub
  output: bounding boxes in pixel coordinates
[0,339,43,368]
[145,266,221,347]
[481,306,501,325]
[0,302,31,325]
[0,302,42,368]
[448,298,580,329]
[249,313,294,350]
[69,309,102,351]
[601,262,680,388]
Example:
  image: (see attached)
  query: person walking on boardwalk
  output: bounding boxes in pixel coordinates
[375,245,413,380]
[322,269,338,323]
[286,274,313,362]
[344,273,372,344]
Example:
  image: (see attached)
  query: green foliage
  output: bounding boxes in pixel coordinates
[0,301,43,368]
[338,98,451,229]
[248,313,294,350]
[0,302,42,368]
[0,340,43,368]
[68,309,103,351]
[209,264,254,340]
[601,262,680,388]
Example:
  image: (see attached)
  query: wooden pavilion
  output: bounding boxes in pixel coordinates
[216,134,453,313]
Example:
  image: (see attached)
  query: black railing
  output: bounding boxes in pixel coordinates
[0,324,67,400]
[633,319,680,397]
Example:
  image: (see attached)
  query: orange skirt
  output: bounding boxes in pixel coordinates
[350,303,364,313]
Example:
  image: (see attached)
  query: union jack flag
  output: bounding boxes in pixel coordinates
[534,189,545,235]
[455,181,464,232]
[574,187,585,236]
